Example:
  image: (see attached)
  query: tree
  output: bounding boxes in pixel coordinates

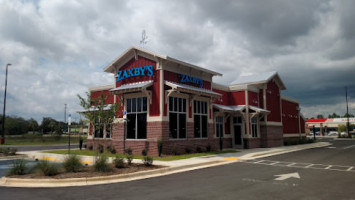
[344,113,354,118]
[338,125,346,133]
[28,118,39,133]
[77,91,120,133]
[317,114,324,119]
[328,113,340,118]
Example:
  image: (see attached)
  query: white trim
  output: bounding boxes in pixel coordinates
[212,82,229,91]
[89,84,115,92]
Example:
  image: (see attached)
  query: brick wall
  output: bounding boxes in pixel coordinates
[260,125,283,147]
[87,121,232,156]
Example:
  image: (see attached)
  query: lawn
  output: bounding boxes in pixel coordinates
[4,135,86,145]
[44,149,238,161]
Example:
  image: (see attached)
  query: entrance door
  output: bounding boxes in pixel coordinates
[233,116,243,147]
[234,125,242,145]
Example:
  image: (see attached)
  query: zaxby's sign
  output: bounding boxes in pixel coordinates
[116,65,154,82]
[180,74,203,87]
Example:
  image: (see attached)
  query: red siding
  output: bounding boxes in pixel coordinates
[282,99,300,134]
[225,119,230,135]
[115,56,160,116]
[90,90,114,105]
[259,89,264,108]
[212,89,230,105]
[248,91,259,106]
[266,81,281,122]
[230,91,245,105]
[115,56,156,87]
[164,70,211,89]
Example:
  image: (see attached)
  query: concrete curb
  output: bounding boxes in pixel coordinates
[0,142,330,188]
[0,160,229,188]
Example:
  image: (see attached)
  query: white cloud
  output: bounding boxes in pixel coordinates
[0,0,354,123]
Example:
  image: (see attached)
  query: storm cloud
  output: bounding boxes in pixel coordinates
[0,0,354,122]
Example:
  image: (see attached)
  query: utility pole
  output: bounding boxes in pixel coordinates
[345,87,350,138]
[64,104,67,123]
[1,64,11,145]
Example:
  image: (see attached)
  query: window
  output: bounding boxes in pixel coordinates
[94,122,104,138]
[126,97,147,139]
[169,97,186,139]
[194,100,208,138]
[251,117,258,137]
[216,116,223,138]
[105,123,112,138]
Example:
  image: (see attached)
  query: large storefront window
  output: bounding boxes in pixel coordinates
[169,97,186,139]
[251,117,258,138]
[216,116,223,138]
[126,97,147,139]
[94,122,104,138]
[194,100,208,138]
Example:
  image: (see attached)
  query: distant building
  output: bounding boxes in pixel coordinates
[85,46,306,155]
[306,118,355,135]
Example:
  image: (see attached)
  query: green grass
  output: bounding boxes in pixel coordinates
[4,135,86,145]
[44,149,238,161]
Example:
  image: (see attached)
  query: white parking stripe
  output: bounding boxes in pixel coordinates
[241,159,355,173]
[343,145,355,149]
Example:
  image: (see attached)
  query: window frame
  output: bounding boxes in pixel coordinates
[126,96,148,140]
[215,116,224,138]
[251,116,258,138]
[169,96,187,139]
[194,100,208,138]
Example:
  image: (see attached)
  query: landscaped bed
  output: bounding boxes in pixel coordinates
[7,163,164,179]
[44,149,238,161]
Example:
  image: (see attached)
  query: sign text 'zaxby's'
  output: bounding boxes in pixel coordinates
[116,65,154,82]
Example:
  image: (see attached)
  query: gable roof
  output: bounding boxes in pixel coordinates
[230,71,286,90]
[103,46,222,76]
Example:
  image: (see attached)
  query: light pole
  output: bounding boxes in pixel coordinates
[1,63,11,145]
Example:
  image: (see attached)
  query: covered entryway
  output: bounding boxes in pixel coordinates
[233,116,243,148]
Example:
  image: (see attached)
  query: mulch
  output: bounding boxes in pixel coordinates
[8,164,165,179]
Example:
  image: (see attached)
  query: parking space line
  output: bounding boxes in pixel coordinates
[305,164,313,168]
[325,165,332,169]
[240,159,355,173]
[343,145,355,150]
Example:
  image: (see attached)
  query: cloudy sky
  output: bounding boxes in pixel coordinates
[0,0,355,123]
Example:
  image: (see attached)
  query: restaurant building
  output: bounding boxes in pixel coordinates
[86,46,306,155]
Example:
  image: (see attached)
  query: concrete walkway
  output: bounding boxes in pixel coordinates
[0,142,330,188]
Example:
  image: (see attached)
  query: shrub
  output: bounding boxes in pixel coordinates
[172,147,178,155]
[206,144,212,152]
[185,148,191,154]
[142,149,147,156]
[88,145,93,150]
[3,147,10,156]
[142,156,153,166]
[9,148,17,155]
[36,160,59,176]
[0,147,3,153]
[157,139,163,157]
[63,154,83,172]
[106,146,116,154]
[94,155,112,172]
[113,155,125,168]
[7,159,27,176]
[126,154,133,165]
[196,146,202,153]
[125,148,132,155]
[98,144,104,154]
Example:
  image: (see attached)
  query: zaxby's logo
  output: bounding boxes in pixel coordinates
[116,65,154,82]
[180,74,203,87]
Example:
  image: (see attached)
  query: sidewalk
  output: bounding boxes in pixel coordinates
[0,142,330,188]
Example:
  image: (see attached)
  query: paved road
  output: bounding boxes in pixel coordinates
[1,139,355,200]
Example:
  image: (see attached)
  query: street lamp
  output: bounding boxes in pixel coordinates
[1,63,11,145]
